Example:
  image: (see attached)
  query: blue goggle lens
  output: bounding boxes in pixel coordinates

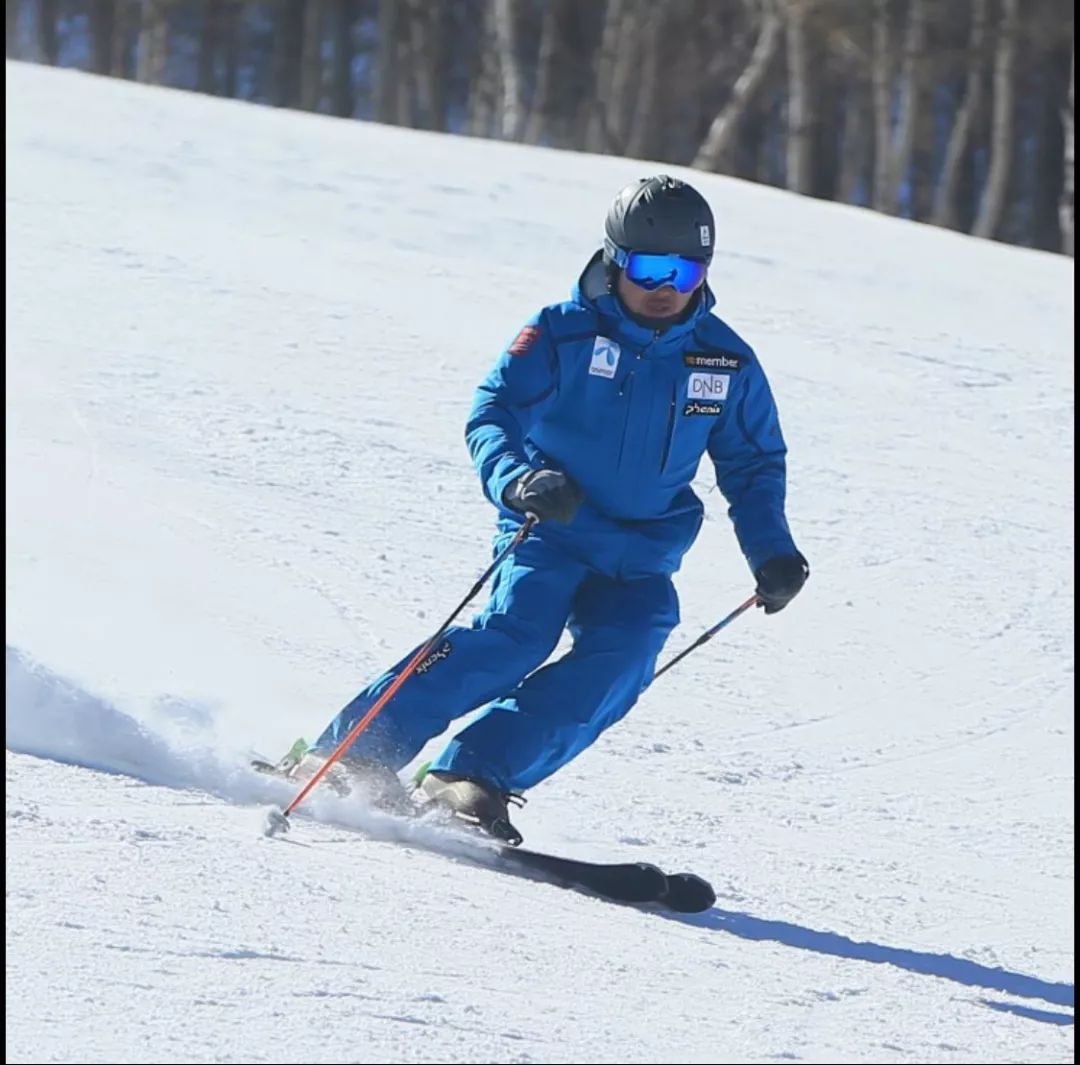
[623,251,707,293]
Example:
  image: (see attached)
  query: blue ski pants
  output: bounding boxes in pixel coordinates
[311,533,680,793]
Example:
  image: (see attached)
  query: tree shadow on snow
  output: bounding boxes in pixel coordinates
[665,906,1074,1025]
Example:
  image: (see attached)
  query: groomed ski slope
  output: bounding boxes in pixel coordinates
[5,60,1074,1065]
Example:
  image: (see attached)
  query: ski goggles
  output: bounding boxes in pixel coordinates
[606,241,708,293]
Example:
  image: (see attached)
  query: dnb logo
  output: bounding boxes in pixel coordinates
[589,336,621,379]
[687,372,730,403]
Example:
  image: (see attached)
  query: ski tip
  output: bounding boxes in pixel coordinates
[262,805,290,838]
[661,873,716,913]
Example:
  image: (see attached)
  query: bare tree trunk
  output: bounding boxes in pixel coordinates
[221,3,239,98]
[523,0,561,145]
[551,2,595,150]
[582,0,645,155]
[300,1,324,111]
[838,83,872,204]
[585,0,626,153]
[607,1,643,153]
[735,94,767,181]
[871,0,895,211]
[136,0,169,84]
[393,3,415,127]
[1062,48,1074,257]
[110,0,137,77]
[427,1,450,130]
[375,0,400,123]
[625,2,665,160]
[38,0,59,63]
[329,1,354,118]
[785,0,814,195]
[467,5,500,138]
[196,0,239,97]
[692,3,783,173]
[492,0,525,140]
[932,0,988,229]
[887,0,927,213]
[873,0,926,214]
[87,1,116,74]
[696,0,750,164]
[910,94,935,220]
[1027,58,1064,251]
[6,0,18,58]
[197,0,218,94]
[406,0,437,129]
[973,0,1019,239]
[273,0,303,107]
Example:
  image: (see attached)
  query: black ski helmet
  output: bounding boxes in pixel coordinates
[604,175,715,266]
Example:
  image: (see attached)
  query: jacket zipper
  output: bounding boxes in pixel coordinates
[616,370,634,466]
[659,382,677,472]
[616,332,661,469]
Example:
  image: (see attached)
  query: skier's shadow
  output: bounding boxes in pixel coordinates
[665,906,1074,1026]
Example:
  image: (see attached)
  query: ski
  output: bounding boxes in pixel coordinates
[492,846,715,912]
[250,753,715,913]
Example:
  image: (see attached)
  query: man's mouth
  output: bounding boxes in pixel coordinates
[644,293,677,312]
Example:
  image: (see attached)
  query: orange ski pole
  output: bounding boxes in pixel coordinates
[266,516,537,833]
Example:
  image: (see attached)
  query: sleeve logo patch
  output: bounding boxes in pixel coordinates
[508,326,542,356]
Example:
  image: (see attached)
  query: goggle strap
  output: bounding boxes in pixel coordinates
[604,238,630,268]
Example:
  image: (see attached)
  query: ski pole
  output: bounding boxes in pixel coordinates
[650,592,760,684]
[268,515,538,831]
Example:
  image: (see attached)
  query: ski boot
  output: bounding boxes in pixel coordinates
[255,739,411,814]
[414,764,525,846]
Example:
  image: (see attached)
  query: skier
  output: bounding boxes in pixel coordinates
[291,174,808,844]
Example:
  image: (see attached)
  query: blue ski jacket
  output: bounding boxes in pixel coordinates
[467,252,798,579]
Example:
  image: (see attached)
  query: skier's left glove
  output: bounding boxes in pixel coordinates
[754,552,810,615]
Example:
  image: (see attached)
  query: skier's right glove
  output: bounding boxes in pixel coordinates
[503,469,583,524]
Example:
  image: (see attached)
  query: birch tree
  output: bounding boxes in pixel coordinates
[785,0,815,195]
[493,0,525,141]
[299,0,324,112]
[466,4,500,138]
[973,0,1019,239]
[6,0,19,58]
[873,0,927,214]
[692,1,783,172]
[87,0,116,75]
[135,0,169,85]
[375,0,400,123]
[932,0,988,229]
[37,0,58,63]
[585,0,642,154]
[524,0,562,145]
[1061,47,1074,256]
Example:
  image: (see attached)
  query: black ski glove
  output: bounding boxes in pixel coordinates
[754,552,810,615]
[503,469,584,524]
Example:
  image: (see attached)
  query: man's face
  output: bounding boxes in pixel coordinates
[616,267,704,321]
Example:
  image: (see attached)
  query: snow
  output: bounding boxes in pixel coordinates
[5,59,1074,1064]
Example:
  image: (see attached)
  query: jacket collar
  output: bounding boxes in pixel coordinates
[571,250,715,354]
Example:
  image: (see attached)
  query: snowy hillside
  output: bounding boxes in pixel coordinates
[5,59,1074,1064]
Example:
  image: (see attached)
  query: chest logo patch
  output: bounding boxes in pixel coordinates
[589,336,621,379]
[684,352,743,371]
[687,372,730,403]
